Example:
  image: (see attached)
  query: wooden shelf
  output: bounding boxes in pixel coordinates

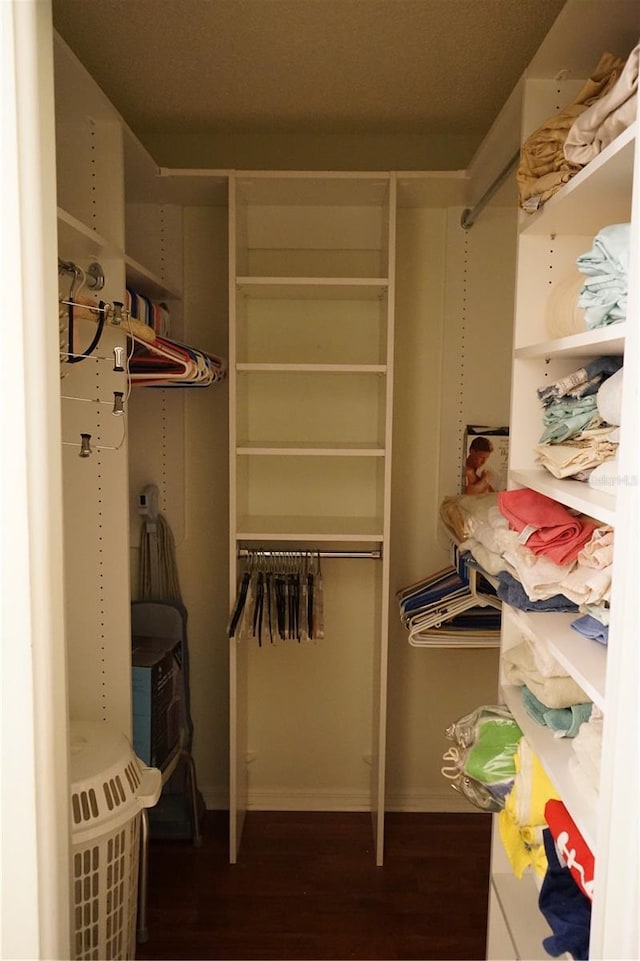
[236,277,389,297]
[514,324,626,359]
[519,123,636,237]
[236,515,385,541]
[57,208,122,259]
[237,363,386,374]
[509,468,617,525]
[237,442,385,456]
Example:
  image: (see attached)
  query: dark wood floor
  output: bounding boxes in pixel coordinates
[136,810,491,961]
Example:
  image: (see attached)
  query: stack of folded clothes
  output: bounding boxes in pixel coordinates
[576,223,630,329]
[517,51,625,212]
[518,41,638,214]
[535,357,622,481]
[439,491,614,611]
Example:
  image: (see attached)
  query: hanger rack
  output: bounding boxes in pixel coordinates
[58,257,105,292]
[237,548,381,560]
[229,548,333,644]
[128,331,226,387]
[58,269,226,387]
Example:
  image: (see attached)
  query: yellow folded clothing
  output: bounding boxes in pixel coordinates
[498,739,560,879]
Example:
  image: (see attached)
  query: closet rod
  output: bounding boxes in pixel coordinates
[58,258,105,291]
[237,548,382,560]
[460,150,519,229]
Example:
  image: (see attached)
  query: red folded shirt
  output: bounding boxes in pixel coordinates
[545,798,595,900]
[498,488,596,566]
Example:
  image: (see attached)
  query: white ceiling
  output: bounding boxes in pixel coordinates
[52,0,568,169]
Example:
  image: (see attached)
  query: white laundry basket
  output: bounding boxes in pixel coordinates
[69,720,161,961]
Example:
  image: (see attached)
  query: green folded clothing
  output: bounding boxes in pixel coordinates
[464,716,523,784]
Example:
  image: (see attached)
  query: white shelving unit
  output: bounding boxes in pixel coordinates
[53,35,219,733]
[228,171,396,864]
[54,35,132,734]
[488,4,639,957]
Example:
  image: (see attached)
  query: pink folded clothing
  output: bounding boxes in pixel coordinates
[498,489,596,566]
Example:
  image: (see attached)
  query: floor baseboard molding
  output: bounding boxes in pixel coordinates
[200,786,476,814]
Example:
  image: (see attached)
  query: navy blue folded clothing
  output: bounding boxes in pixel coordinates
[571,613,609,646]
[497,571,578,612]
[539,828,592,960]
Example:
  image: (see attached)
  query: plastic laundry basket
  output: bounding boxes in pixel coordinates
[69,719,161,961]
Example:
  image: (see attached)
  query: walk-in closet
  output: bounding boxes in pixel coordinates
[3,0,638,958]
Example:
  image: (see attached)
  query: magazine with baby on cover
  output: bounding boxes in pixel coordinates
[462,425,509,495]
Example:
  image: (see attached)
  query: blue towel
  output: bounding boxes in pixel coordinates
[571,613,609,646]
[497,572,578,612]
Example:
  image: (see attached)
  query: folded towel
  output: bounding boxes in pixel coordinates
[570,713,603,795]
[557,561,612,607]
[522,686,592,737]
[579,601,610,625]
[503,641,590,709]
[539,395,602,444]
[535,437,617,479]
[498,489,596,566]
[497,571,578,612]
[571,613,609,646]
[565,43,640,165]
[577,223,630,328]
[568,755,600,809]
[578,525,614,569]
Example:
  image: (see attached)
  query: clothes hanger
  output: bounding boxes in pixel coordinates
[398,546,502,646]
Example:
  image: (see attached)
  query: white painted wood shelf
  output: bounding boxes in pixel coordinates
[488,5,639,959]
[229,171,396,868]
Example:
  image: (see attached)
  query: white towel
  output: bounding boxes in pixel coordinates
[503,641,590,708]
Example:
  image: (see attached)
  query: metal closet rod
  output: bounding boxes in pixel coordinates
[460,150,520,230]
[237,548,382,559]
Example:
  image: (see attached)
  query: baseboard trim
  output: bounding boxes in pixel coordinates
[200,786,476,814]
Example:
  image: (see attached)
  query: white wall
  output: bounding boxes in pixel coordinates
[386,203,516,810]
[128,204,230,803]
